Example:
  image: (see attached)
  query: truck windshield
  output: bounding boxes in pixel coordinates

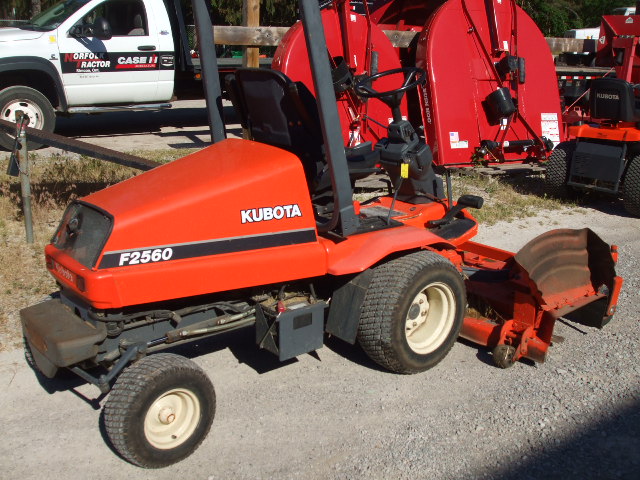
[20,0,91,31]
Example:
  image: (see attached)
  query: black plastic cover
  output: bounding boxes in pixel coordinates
[590,77,640,122]
[52,202,112,269]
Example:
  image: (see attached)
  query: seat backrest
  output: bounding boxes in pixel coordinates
[128,13,145,35]
[590,77,640,122]
[230,68,325,188]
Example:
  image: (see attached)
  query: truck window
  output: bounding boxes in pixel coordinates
[21,0,92,31]
[83,0,149,36]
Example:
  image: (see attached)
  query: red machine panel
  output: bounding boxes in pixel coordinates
[273,3,405,146]
[596,15,640,83]
[414,0,562,166]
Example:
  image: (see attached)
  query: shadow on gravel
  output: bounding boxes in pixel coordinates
[54,106,219,136]
[493,397,640,480]
[164,327,299,375]
[53,104,244,150]
[456,337,536,369]
[24,356,109,409]
[323,335,390,373]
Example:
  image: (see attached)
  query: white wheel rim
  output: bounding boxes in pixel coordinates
[144,388,200,449]
[404,281,456,354]
[1,99,45,129]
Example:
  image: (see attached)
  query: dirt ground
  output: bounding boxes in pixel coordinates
[0,105,638,479]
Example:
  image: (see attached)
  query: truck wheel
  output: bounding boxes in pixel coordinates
[623,154,640,216]
[544,142,575,199]
[357,251,465,374]
[103,353,215,468]
[0,86,55,151]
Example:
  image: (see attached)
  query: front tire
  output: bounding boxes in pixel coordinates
[0,86,56,151]
[357,251,465,374]
[623,154,640,216]
[544,142,576,199]
[103,353,215,468]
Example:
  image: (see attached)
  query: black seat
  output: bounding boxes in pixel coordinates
[590,77,640,122]
[226,68,379,192]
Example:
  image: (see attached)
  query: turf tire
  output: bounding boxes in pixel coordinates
[544,142,576,199]
[357,251,465,374]
[623,154,640,216]
[104,353,215,468]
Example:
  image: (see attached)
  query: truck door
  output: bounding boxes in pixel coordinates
[57,0,175,106]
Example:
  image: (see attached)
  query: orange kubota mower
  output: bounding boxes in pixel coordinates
[21,0,622,469]
[545,8,640,215]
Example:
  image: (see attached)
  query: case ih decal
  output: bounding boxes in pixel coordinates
[61,52,174,73]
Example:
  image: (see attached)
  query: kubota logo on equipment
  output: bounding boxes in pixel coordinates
[596,92,619,100]
[241,204,302,223]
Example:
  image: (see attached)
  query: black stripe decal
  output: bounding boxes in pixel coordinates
[98,229,317,269]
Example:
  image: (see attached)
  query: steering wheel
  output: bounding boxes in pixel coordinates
[354,67,426,104]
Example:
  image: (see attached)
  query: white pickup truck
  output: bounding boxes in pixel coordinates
[0,0,214,150]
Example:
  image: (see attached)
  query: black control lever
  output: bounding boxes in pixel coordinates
[428,195,484,227]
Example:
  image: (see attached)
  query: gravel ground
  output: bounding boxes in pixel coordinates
[0,198,638,479]
[1,100,638,479]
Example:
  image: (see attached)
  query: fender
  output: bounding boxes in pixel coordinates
[0,56,68,110]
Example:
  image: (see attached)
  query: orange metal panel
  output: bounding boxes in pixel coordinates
[569,124,640,142]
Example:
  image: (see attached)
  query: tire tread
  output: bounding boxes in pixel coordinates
[104,353,214,468]
[357,251,463,374]
[623,155,640,216]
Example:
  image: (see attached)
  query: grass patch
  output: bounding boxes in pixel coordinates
[0,148,196,350]
[452,172,574,225]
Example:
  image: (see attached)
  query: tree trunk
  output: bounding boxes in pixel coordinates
[31,0,41,17]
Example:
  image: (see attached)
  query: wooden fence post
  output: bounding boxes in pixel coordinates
[242,0,260,68]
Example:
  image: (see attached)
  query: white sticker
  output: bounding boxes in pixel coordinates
[351,14,357,22]
[503,40,509,51]
[451,140,469,149]
[449,132,468,149]
[626,17,634,24]
[541,113,560,145]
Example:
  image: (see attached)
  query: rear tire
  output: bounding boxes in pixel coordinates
[357,251,465,374]
[544,142,575,199]
[104,353,215,468]
[23,336,38,371]
[0,86,56,151]
[622,154,640,216]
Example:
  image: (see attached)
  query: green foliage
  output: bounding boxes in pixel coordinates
[1,0,57,19]
[211,0,298,26]
[517,0,633,36]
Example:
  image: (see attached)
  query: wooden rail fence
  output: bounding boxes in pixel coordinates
[212,25,595,54]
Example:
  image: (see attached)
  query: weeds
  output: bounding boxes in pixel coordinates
[452,172,572,225]
[0,148,195,350]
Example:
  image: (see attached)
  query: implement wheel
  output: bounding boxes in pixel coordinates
[357,251,465,374]
[544,142,575,199]
[104,353,215,468]
[492,344,516,369]
[623,154,640,216]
